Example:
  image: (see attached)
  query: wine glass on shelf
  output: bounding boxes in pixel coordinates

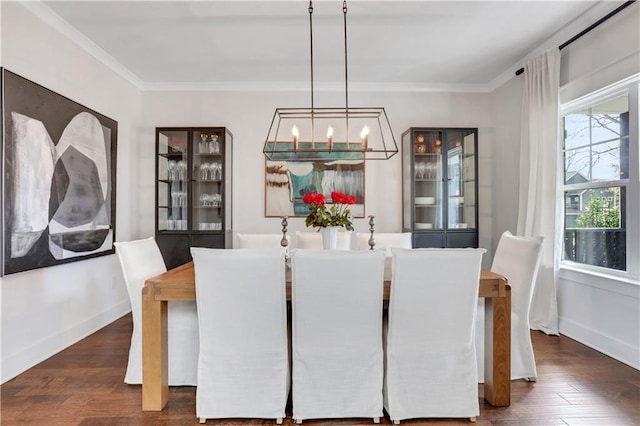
[167,160,176,181]
[417,162,427,179]
[200,163,207,180]
[425,162,432,180]
[177,161,185,181]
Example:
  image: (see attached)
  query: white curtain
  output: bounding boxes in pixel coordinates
[516,48,562,335]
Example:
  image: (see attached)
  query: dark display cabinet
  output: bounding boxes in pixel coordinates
[155,127,232,268]
[402,127,478,248]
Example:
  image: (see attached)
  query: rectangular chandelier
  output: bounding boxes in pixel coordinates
[263,106,397,161]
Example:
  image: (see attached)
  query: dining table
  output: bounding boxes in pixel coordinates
[141,258,511,411]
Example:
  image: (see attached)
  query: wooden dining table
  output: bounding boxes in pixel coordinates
[142,259,511,411]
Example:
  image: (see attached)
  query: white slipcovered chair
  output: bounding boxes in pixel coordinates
[295,230,352,250]
[190,248,289,424]
[290,249,386,423]
[384,248,485,423]
[114,237,198,386]
[236,233,289,249]
[356,232,412,255]
[476,231,544,382]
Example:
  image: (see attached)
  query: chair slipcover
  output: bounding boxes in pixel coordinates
[476,231,544,381]
[384,248,485,422]
[356,232,412,255]
[295,230,352,250]
[291,249,386,422]
[114,237,198,385]
[190,248,289,422]
[236,233,289,249]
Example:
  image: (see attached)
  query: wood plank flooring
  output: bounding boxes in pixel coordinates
[1,314,638,425]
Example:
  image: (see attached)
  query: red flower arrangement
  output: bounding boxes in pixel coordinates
[302,191,356,231]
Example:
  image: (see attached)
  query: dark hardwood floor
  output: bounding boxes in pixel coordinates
[1,314,638,425]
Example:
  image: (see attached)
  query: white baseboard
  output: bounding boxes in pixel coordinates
[559,316,640,370]
[1,301,131,384]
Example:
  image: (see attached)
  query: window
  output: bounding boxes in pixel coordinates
[562,82,638,276]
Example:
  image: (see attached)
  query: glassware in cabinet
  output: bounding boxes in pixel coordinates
[157,129,189,232]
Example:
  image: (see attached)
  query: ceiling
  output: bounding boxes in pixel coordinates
[36,1,622,91]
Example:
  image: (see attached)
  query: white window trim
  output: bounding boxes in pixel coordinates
[560,74,640,284]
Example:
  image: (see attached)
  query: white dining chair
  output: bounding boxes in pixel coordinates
[356,232,412,255]
[384,248,485,423]
[236,233,289,249]
[295,230,352,250]
[190,248,289,424]
[476,231,544,382]
[114,237,198,386]
[290,249,386,423]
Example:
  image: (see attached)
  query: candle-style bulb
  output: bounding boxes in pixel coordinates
[292,125,299,149]
[360,125,370,148]
[327,126,334,149]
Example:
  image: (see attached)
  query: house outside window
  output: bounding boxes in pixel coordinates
[562,86,637,274]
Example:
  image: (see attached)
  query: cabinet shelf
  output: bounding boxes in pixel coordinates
[158,152,186,159]
[158,179,189,184]
[194,153,223,157]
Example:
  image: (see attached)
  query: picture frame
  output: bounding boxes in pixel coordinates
[265,159,365,218]
[1,69,118,275]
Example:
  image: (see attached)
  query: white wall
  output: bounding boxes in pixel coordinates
[490,3,640,369]
[1,2,141,382]
[489,76,524,252]
[140,89,494,265]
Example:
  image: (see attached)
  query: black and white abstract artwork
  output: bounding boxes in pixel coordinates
[1,69,117,275]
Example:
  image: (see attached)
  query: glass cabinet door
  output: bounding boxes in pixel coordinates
[413,130,444,231]
[445,129,476,230]
[157,129,189,232]
[191,129,224,232]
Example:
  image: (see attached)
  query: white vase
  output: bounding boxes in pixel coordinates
[321,226,340,250]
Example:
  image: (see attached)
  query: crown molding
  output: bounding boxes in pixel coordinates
[21,1,145,89]
[141,80,492,93]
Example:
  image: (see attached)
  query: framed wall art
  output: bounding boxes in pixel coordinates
[265,159,365,218]
[1,69,118,275]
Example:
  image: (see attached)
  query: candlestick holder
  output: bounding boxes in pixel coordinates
[280,217,289,248]
[368,215,376,250]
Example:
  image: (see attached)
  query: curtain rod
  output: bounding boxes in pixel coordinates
[514,0,637,76]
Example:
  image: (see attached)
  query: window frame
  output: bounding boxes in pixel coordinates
[560,75,639,283]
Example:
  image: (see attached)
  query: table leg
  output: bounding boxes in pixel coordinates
[142,287,168,411]
[483,287,511,406]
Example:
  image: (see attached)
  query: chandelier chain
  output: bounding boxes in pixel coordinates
[308,1,314,112]
[343,1,349,141]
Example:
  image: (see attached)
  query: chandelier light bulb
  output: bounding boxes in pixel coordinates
[292,125,299,149]
[360,125,370,147]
